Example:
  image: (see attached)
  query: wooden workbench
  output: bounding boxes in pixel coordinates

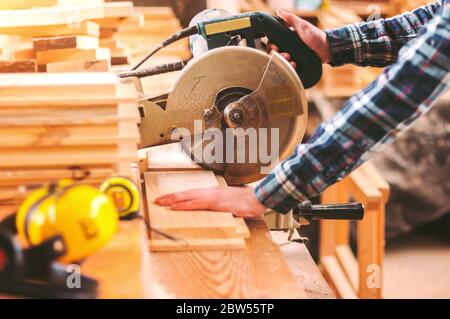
[0,196,332,299]
[81,216,333,298]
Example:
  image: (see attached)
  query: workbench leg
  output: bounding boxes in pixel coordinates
[357,203,384,298]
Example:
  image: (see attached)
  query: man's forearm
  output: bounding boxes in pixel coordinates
[256,2,450,214]
[325,1,442,67]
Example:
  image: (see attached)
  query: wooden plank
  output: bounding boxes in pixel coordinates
[335,245,359,292]
[0,168,114,186]
[45,59,109,72]
[0,21,100,37]
[146,218,306,298]
[0,125,139,147]
[0,146,137,168]
[357,206,383,299]
[234,217,251,239]
[33,35,99,51]
[321,256,358,299]
[0,72,118,99]
[0,60,37,73]
[144,171,240,240]
[0,81,137,107]
[0,2,133,28]
[36,47,110,64]
[0,0,57,10]
[134,6,174,20]
[347,170,382,209]
[146,143,202,172]
[110,55,128,66]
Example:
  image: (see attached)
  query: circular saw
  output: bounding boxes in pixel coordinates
[119,10,323,185]
[134,47,307,185]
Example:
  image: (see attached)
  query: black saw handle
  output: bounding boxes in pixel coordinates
[199,11,323,89]
[295,201,364,221]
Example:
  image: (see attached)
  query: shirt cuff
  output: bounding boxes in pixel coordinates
[254,164,309,215]
[325,24,363,66]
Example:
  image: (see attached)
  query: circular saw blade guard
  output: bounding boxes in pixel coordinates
[155,46,307,185]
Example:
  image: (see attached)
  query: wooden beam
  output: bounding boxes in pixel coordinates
[0,21,100,37]
[0,0,57,10]
[0,72,118,99]
[0,2,133,28]
[36,47,110,65]
[0,60,37,73]
[33,35,99,51]
[45,59,109,72]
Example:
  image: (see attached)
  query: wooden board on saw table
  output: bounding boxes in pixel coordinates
[33,35,99,52]
[144,170,249,251]
[145,143,202,172]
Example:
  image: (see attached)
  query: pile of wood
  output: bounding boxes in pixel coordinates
[0,72,140,207]
[0,0,135,73]
[113,6,190,65]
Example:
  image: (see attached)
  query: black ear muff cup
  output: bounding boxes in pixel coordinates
[0,227,24,278]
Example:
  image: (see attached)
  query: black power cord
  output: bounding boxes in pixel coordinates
[128,25,199,72]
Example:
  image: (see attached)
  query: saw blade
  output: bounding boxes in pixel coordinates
[164,46,307,185]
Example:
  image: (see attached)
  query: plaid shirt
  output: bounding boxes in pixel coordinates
[255,0,450,214]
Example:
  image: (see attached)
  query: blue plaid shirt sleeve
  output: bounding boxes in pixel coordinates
[255,1,450,214]
[326,1,442,67]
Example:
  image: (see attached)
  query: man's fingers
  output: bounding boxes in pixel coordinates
[268,43,279,52]
[171,199,211,211]
[290,61,297,69]
[276,8,300,29]
[156,189,202,205]
[281,52,291,60]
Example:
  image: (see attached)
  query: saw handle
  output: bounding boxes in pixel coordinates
[198,11,322,89]
[254,12,322,89]
[295,201,364,221]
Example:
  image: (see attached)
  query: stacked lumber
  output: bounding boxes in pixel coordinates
[0,1,135,73]
[113,6,191,65]
[0,72,140,208]
[142,143,250,252]
[317,6,383,97]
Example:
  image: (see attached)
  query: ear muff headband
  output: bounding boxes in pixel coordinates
[23,182,59,244]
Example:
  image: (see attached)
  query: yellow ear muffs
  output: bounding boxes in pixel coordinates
[99,177,141,220]
[16,180,119,264]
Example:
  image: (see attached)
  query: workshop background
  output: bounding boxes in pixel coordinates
[0,0,448,299]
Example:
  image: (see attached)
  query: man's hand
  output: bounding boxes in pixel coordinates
[269,9,331,64]
[155,186,267,218]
